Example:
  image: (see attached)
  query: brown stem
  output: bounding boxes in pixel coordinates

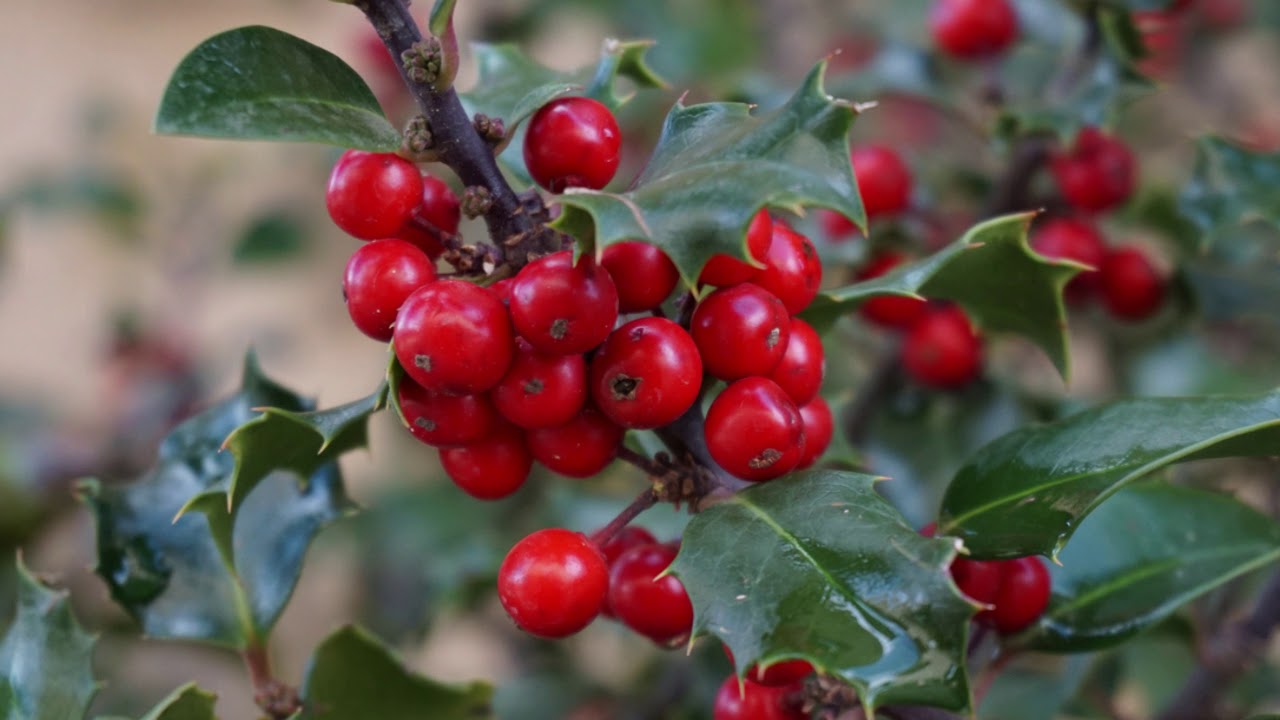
[1155,569,1280,720]
[617,446,668,478]
[982,135,1053,217]
[589,487,659,547]
[242,644,300,720]
[354,0,562,270]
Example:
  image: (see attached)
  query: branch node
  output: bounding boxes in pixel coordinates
[400,114,437,160]
[401,37,443,85]
[473,113,507,147]
[461,185,494,219]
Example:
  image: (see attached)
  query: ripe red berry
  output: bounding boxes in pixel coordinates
[691,284,792,381]
[796,396,833,469]
[723,647,815,688]
[768,319,825,406]
[527,407,624,478]
[397,377,498,448]
[510,251,619,355]
[491,338,587,429]
[326,150,424,240]
[601,241,680,313]
[755,224,823,314]
[342,239,437,341]
[394,280,514,395]
[523,97,621,192]
[852,146,913,220]
[705,377,805,482]
[989,556,1051,634]
[817,209,859,241]
[1051,127,1137,213]
[608,543,693,644]
[712,676,806,720]
[856,252,929,330]
[951,558,1003,608]
[597,526,658,617]
[439,422,532,500]
[590,318,703,429]
[929,0,1020,60]
[1029,218,1108,303]
[398,173,461,258]
[699,210,773,287]
[498,528,609,638]
[902,305,983,389]
[1100,246,1166,321]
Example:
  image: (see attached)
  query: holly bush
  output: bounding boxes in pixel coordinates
[4,0,1280,719]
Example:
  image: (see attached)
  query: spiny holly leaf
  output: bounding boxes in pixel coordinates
[804,213,1079,378]
[81,352,350,647]
[155,26,401,151]
[1180,137,1280,248]
[670,470,975,715]
[553,62,866,288]
[97,684,220,720]
[1012,483,1280,653]
[939,389,1280,560]
[0,556,98,720]
[299,626,493,720]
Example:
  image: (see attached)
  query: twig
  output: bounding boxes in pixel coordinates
[242,643,300,719]
[1155,569,1280,720]
[590,487,660,547]
[982,135,1053,217]
[617,446,668,478]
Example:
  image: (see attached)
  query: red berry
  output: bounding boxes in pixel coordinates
[712,676,806,720]
[1100,246,1166,321]
[856,252,929,330]
[768,319,825,406]
[498,528,608,638]
[601,241,680,313]
[590,318,703,429]
[796,396,833,469]
[398,173,461,258]
[527,407,624,478]
[755,225,822,314]
[597,526,658,617]
[902,305,982,389]
[326,150,424,240]
[951,558,1003,607]
[705,377,805,482]
[691,284,792,381]
[1030,218,1108,303]
[817,209,859,241]
[397,377,498,448]
[608,543,693,644]
[510,251,619,355]
[852,146,912,220]
[439,422,532,500]
[394,280,514,395]
[723,647,814,687]
[342,239,436,341]
[490,277,516,308]
[989,556,1051,634]
[523,97,621,192]
[699,210,773,287]
[929,0,1020,60]
[491,338,587,429]
[1051,127,1137,213]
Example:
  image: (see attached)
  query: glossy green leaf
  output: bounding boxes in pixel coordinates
[82,353,350,647]
[804,213,1078,378]
[977,654,1095,720]
[0,557,98,720]
[1181,137,1280,247]
[939,389,1280,559]
[155,26,400,150]
[554,62,866,288]
[670,470,975,715]
[132,683,218,720]
[299,626,493,720]
[1013,484,1280,652]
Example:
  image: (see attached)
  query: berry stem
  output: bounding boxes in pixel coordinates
[353,0,562,271]
[617,445,669,478]
[589,487,659,547]
[242,642,300,719]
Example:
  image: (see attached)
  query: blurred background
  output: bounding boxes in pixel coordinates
[1,0,1278,718]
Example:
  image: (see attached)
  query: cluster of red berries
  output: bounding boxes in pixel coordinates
[929,0,1020,61]
[922,523,1051,634]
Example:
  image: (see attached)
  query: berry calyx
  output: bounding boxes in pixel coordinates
[989,556,1051,634]
[590,318,703,429]
[491,338,587,429]
[398,173,461,258]
[397,377,498,448]
[852,146,913,220]
[699,210,773,288]
[901,305,983,389]
[325,150,424,240]
[342,239,437,341]
[712,676,806,720]
[1100,246,1166,321]
[608,542,693,644]
[705,377,805,482]
[394,280,514,395]
[527,407,624,479]
[754,224,823,314]
[691,284,792,381]
[601,241,680,313]
[929,0,1020,60]
[768,318,825,406]
[1051,127,1137,213]
[498,528,609,638]
[855,252,929,330]
[439,422,532,500]
[796,396,833,469]
[510,251,619,355]
[1029,218,1108,303]
[523,96,621,192]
